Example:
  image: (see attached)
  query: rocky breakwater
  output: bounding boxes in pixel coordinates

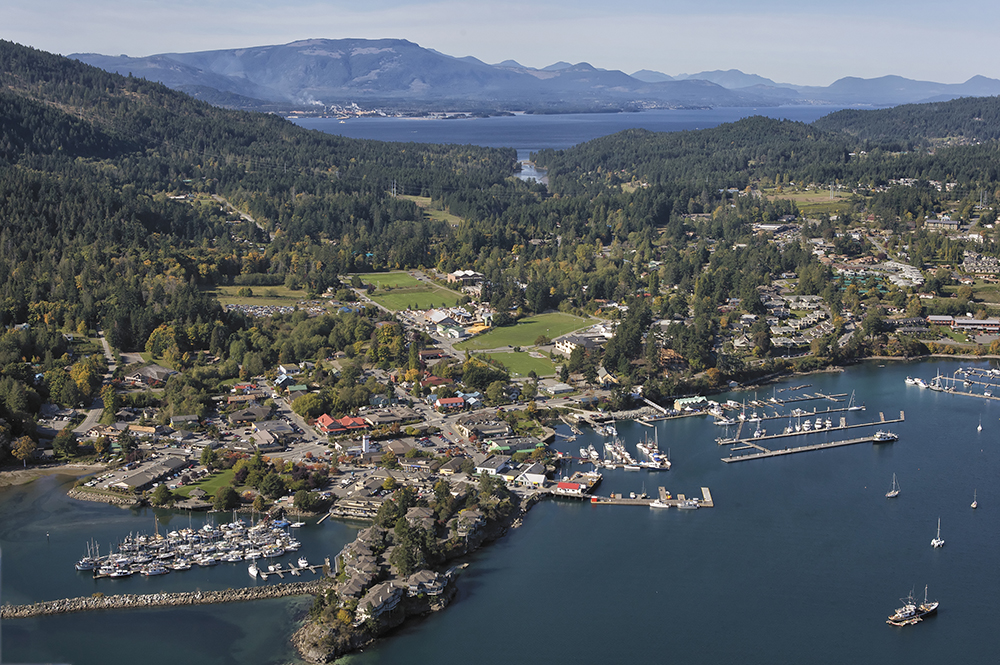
[1,580,329,619]
[67,487,142,507]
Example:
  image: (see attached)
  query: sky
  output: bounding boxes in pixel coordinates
[3,0,998,86]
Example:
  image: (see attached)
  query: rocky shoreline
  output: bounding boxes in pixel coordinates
[1,580,328,619]
[291,495,537,663]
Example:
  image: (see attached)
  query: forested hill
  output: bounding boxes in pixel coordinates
[0,39,516,351]
[813,96,1000,147]
[534,112,1000,199]
[533,117,853,196]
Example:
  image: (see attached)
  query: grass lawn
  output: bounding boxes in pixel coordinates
[456,312,590,350]
[359,271,425,289]
[361,272,462,311]
[205,284,315,307]
[400,195,464,226]
[485,352,555,378]
[761,188,854,216]
[173,468,236,499]
[373,288,462,311]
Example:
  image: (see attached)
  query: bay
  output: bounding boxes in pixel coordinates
[4,359,999,664]
[292,107,847,160]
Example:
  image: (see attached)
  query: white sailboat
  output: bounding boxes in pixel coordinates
[846,390,865,411]
[931,518,945,548]
[971,489,978,510]
[885,473,900,498]
[978,417,982,433]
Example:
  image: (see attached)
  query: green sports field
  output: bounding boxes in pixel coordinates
[456,312,590,350]
[360,272,462,311]
[484,352,555,377]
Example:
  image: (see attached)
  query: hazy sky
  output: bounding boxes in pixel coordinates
[3,0,997,86]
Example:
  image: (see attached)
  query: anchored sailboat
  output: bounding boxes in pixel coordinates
[931,518,945,548]
[971,489,978,510]
[886,473,900,499]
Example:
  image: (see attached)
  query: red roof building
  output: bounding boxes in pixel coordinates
[316,413,344,434]
[435,397,465,410]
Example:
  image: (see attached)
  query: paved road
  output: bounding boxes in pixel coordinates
[73,400,103,434]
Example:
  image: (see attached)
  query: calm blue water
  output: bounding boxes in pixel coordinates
[4,359,1000,664]
[293,107,845,160]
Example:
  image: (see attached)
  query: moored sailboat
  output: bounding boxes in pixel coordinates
[886,473,900,498]
[931,517,944,548]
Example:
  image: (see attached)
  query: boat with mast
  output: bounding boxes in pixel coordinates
[931,518,945,548]
[971,489,978,509]
[887,586,938,626]
[886,473,900,498]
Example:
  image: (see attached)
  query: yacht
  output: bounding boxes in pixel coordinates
[931,518,945,548]
[75,557,97,571]
[872,431,898,443]
[298,556,309,568]
[649,499,670,509]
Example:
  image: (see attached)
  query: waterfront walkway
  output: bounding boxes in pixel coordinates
[1,580,328,619]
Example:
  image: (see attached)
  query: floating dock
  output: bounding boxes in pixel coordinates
[717,411,905,445]
[588,486,714,508]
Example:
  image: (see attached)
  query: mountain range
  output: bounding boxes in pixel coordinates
[71,38,1000,112]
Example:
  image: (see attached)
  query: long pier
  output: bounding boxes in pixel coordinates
[721,433,896,463]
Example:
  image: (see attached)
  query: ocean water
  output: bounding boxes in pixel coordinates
[4,359,1000,664]
[292,107,846,160]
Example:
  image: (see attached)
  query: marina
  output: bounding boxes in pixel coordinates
[76,516,309,581]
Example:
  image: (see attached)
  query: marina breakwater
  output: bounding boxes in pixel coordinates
[1,580,328,619]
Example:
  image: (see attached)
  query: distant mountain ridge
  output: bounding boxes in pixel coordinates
[71,38,1000,112]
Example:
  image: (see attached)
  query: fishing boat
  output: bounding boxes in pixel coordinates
[931,518,945,548]
[886,473,900,498]
[887,586,938,626]
[971,489,978,509]
[896,586,937,624]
